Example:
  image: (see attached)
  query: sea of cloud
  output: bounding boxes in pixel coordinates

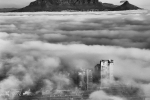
[0,10,150,99]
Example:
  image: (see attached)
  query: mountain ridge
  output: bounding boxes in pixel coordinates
[12,0,142,12]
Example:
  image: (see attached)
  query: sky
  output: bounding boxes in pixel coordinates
[0,0,150,9]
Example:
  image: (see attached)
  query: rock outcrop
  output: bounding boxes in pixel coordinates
[113,1,141,11]
[13,0,141,12]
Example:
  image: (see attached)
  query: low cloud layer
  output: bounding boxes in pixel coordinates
[0,10,150,49]
[89,90,126,100]
[0,10,150,99]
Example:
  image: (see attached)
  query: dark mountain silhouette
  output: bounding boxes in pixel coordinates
[13,0,105,12]
[12,0,142,12]
[113,1,141,11]
[102,3,117,9]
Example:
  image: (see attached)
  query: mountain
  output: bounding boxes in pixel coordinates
[102,3,117,9]
[12,0,141,12]
[0,8,18,12]
[113,1,141,11]
[13,0,106,12]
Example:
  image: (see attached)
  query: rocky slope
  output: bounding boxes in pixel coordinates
[102,3,118,9]
[13,0,141,12]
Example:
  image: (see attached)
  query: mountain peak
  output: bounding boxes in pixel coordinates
[123,1,129,4]
[113,1,141,11]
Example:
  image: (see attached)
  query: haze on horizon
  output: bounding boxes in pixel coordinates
[0,0,150,9]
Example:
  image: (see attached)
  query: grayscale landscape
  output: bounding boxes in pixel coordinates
[0,0,150,99]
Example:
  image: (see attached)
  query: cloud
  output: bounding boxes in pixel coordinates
[89,90,125,100]
[0,11,150,99]
[1,38,150,82]
[1,11,150,49]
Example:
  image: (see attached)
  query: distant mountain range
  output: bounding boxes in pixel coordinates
[0,8,18,12]
[0,0,142,12]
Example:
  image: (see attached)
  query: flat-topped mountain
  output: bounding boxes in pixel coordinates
[12,0,142,12]
[13,0,105,11]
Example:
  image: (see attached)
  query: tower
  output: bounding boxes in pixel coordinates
[86,69,93,90]
[100,60,114,87]
[78,71,86,89]
[78,69,93,90]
